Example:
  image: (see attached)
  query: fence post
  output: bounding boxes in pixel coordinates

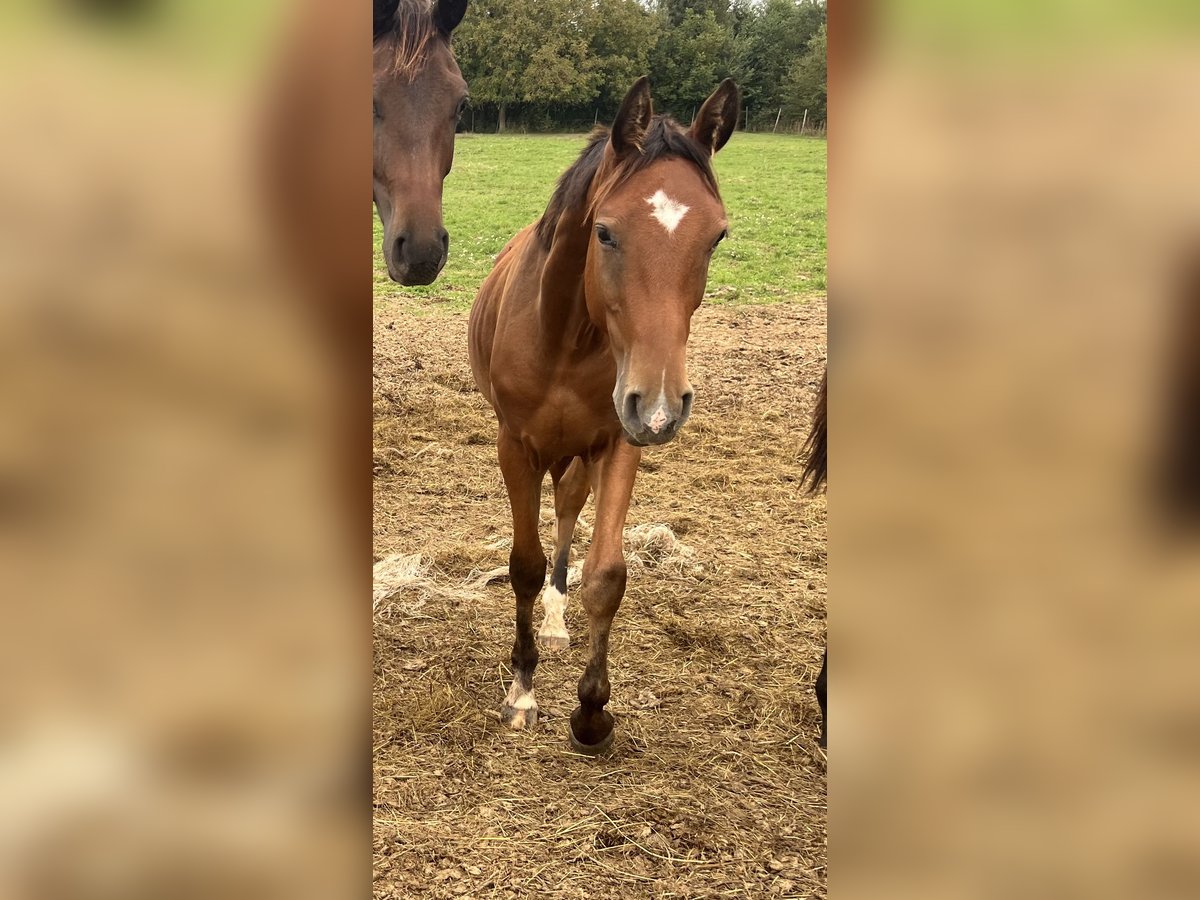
[773,106,782,133]
[801,109,809,134]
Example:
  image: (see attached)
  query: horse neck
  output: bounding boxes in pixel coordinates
[536,204,603,355]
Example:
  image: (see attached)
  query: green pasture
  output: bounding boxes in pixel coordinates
[374,132,826,312]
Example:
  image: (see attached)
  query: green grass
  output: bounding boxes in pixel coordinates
[374,132,825,312]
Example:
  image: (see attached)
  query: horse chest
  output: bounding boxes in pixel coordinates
[491,361,620,459]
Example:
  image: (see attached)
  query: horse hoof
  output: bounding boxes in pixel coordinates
[568,709,614,756]
[500,703,538,730]
[537,631,570,651]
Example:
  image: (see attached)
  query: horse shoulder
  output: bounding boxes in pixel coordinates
[494,224,536,265]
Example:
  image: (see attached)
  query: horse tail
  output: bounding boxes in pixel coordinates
[801,366,827,494]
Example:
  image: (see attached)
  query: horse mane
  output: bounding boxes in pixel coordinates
[374,0,438,79]
[800,366,827,494]
[535,116,721,250]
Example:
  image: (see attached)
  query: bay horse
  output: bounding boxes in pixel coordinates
[801,366,828,748]
[469,77,741,754]
[374,0,469,285]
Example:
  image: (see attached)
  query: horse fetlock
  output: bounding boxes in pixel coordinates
[576,666,611,710]
[501,681,539,731]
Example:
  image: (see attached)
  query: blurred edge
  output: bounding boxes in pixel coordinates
[834,1,1200,899]
[0,2,369,898]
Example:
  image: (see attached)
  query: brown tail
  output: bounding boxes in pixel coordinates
[801,367,827,494]
[1158,246,1200,523]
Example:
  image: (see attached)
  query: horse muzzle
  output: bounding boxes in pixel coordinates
[386,228,449,286]
[616,387,694,447]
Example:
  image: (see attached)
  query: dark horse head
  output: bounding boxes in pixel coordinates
[373,0,468,285]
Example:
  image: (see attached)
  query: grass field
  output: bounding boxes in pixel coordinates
[373,132,826,311]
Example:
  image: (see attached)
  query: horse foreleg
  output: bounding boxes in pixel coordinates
[538,456,591,651]
[569,441,640,755]
[497,430,547,730]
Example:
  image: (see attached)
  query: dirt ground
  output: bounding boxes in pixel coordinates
[373,299,827,899]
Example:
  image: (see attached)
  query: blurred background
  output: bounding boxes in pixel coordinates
[834,1,1200,898]
[0,1,368,898]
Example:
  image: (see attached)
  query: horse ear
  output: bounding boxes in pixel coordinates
[690,79,740,155]
[374,0,401,40]
[611,77,654,158]
[434,0,468,35]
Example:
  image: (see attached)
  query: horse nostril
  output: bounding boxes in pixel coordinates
[623,391,641,426]
[393,235,406,263]
[439,229,449,256]
[680,390,694,420]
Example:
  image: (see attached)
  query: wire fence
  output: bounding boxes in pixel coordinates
[459,104,826,137]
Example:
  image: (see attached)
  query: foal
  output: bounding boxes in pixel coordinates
[469,77,741,754]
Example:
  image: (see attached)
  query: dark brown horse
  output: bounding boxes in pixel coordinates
[374,0,469,285]
[469,77,741,754]
[801,366,828,748]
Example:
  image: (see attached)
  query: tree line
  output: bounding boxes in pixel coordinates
[454,0,826,133]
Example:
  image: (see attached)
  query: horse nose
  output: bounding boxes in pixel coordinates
[619,388,693,444]
[680,389,694,421]
[622,391,642,428]
[391,228,449,285]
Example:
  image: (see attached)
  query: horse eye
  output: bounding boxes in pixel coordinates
[712,229,728,250]
[373,101,382,121]
[455,97,468,121]
[595,225,617,248]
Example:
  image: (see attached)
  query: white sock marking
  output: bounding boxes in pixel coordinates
[502,680,536,729]
[504,680,537,711]
[646,189,690,234]
[538,584,569,640]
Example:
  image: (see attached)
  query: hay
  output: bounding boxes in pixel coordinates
[373,553,425,610]
[373,553,481,616]
[625,523,704,578]
[451,523,701,592]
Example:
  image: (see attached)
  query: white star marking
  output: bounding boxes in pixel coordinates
[645,189,690,234]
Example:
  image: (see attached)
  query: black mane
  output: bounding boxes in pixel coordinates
[535,116,721,249]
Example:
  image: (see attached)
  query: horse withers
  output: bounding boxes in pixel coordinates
[469,77,741,755]
[373,0,469,285]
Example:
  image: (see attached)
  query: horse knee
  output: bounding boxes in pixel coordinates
[582,560,626,615]
[509,549,547,600]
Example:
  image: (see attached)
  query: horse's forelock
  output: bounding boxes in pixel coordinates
[536,116,721,250]
[375,0,439,79]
